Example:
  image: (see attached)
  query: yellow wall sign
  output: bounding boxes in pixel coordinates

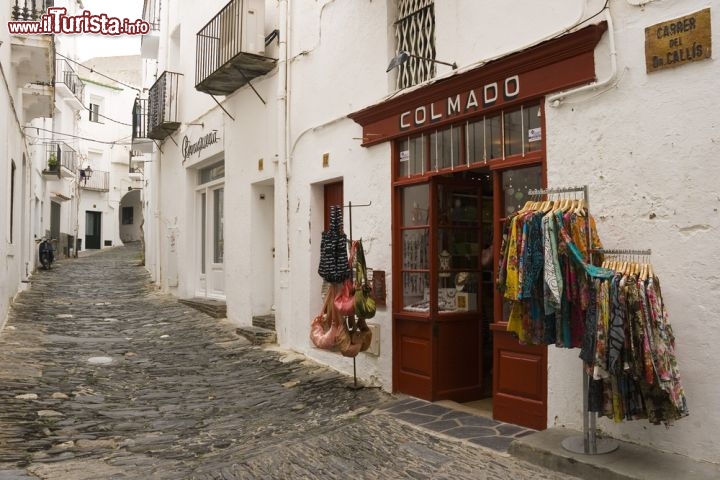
[645,8,712,73]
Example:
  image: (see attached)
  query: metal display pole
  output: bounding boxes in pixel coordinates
[343,200,372,390]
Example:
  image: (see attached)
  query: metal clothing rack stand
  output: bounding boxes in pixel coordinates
[343,200,372,390]
[528,185,618,455]
[594,248,652,258]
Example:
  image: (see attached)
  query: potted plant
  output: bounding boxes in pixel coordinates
[47,152,59,172]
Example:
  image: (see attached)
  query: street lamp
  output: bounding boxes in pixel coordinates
[79,165,93,185]
[74,165,93,257]
[386,50,458,72]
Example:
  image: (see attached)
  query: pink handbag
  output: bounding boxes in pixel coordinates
[334,279,355,316]
[310,285,340,350]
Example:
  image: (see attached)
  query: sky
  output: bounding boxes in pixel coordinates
[76,0,144,61]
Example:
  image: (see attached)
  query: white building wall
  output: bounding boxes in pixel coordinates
[543,0,720,463]
[0,3,53,326]
[77,60,139,252]
[145,0,720,464]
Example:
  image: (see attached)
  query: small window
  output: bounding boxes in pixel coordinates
[398,135,426,177]
[394,0,436,89]
[10,160,16,243]
[198,161,225,184]
[122,206,134,225]
[89,103,100,122]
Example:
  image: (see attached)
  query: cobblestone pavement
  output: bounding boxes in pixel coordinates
[0,245,577,479]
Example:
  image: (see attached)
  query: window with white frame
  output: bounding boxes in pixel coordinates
[89,95,104,122]
[394,0,436,89]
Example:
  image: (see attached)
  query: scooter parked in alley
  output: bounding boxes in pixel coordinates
[38,238,55,270]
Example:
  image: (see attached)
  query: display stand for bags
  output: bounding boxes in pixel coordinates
[528,185,619,455]
[343,200,372,390]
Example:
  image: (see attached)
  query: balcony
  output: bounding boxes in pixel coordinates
[10,0,55,84]
[140,0,161,59]
[42,142,78,179]
[131,97,154,153]
[80,170,109,192]
[195,0,276,96]
[55,58,85,109]
[11,1,55,121]
[147,71,181,140]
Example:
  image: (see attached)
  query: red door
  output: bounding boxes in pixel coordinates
[324,181,343,230]
[491,166,548,430]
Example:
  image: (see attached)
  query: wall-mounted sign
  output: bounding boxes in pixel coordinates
[645,8,712,73]
[182,130,220,161]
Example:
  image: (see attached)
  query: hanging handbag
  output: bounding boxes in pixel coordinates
[318,206,352,284]
[310,285,340,350]
[333,245,356,316]
[334,279,355,316]
[335,316,363,358]
[356,317,372,352]
[353,240,376,319]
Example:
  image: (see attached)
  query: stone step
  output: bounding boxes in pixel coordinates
[252,314,276,331]
[178,298,227,319]
[236,326,277,345]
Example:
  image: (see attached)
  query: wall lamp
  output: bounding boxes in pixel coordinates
[79,165,93,184]
[386,51,457,72]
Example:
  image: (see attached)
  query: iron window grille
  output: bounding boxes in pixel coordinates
[394,0,436,90]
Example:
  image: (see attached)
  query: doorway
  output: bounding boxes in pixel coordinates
[393,168,494,406]
[195,161,225,299]
[85,211,102,249]
[50,201,60,242]
[251,182,275,315]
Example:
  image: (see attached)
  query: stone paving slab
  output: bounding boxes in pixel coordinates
[0,245,577,479]
[378,397,536,452]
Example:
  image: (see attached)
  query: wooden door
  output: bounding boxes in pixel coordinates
[393,182,433,399]
[393,175,491,403]
[85,211,102,249]
[491,165,547,430]
[323,181,343,230]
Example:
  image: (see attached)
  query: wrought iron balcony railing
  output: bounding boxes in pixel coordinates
[80,170,109,192]
[132,97,149,140]
[12,0,53,21]
[55,58,85,103]
[142,0,161,31]
[147,71,181,140]
[44,141,78,177]
[195,0,276,95]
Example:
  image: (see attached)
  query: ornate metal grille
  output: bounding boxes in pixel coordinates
[395,0,435,89]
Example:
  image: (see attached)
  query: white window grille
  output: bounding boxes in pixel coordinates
[395,0,436,89]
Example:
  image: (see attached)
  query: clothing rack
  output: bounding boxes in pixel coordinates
[343,200,372,390]
[528,185,618,455]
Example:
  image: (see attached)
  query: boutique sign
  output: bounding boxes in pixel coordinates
[182,130,220,161]
[349,23,606,146]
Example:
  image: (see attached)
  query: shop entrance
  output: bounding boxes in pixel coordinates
[195,161,225,299]
[394,168,494,406]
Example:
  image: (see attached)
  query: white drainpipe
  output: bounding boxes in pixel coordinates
[547,7,618,106]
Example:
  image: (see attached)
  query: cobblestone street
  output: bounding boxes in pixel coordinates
[0,245,575,479]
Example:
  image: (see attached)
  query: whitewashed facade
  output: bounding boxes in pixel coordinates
[2,0,56,328]
[1,1,142,327]
[140,0,720,464]
[77,55,143,253]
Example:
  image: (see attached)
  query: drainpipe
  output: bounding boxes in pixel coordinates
[547,7,617,106]
[276,0,290,338]
[152,146,162,285]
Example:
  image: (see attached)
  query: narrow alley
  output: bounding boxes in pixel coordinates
[0,245,572,479]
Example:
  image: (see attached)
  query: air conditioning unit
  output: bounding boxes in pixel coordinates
[241,0,266,56]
